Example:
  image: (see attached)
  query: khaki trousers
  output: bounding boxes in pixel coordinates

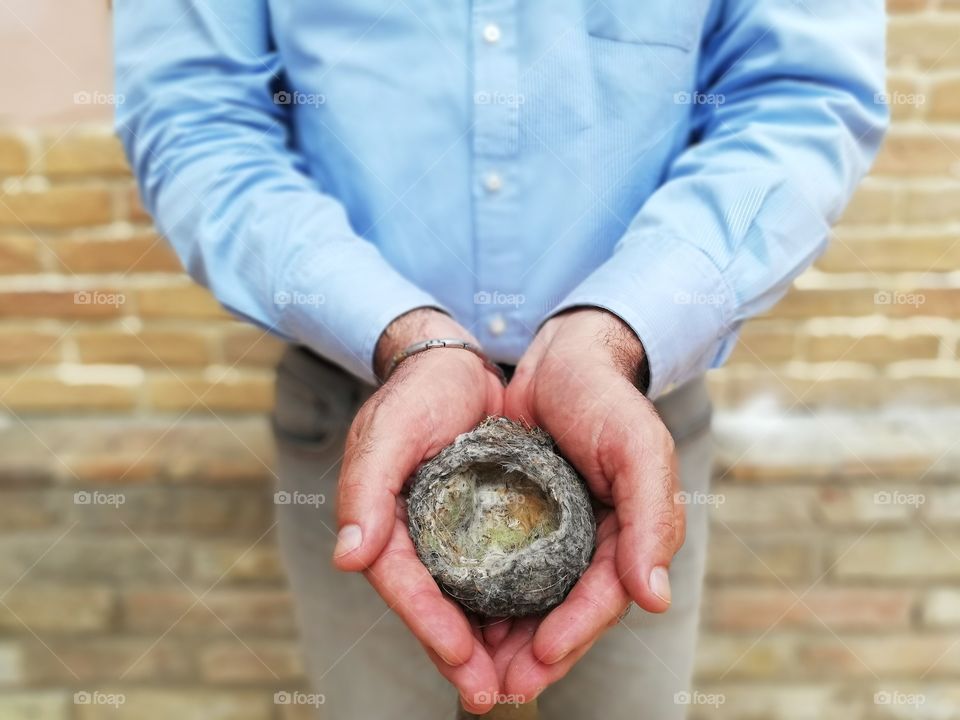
[272,346,713,720]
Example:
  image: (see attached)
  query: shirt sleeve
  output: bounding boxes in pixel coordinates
[550,0,889,398]
[114,0,441,384]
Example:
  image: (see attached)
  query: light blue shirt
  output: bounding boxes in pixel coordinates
[115,0,887,397]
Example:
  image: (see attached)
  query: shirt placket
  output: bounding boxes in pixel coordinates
[471,0,521,353]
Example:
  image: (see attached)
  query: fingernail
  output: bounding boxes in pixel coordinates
[649,566,671,605]
[334,524,362,558]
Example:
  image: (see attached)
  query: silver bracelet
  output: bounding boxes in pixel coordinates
[382,338,507,386]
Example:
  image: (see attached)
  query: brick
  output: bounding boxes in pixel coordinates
[888,18,960,70]
[831,532,960,580]
[0,491,64,531]
[930,76,960,121]
[818,487,922,526]
[727,324,798,365]
[706,533,816,582]
[797,636,960,677]
[923,589,960,627]
[0,586,113,633]
[818,233,960,273]
[126,185,152,222]
[221,326,287,367]
[43,129,130,177]
[0,374,138,411]
[0,642,22,684]
[0,132,32,176]
[0,184,112,228]
[872,130,960,177]
[0,417,274,486]
[901,184,960,224]
[73,690,272,720]
[802,333,941,363]
[836,183,898,225]
[68,488,274,535]
[694,635,794,680]
[0,536,188,585]
[684,685,855,720]
[711,487,815,528]
[136,283,230,320]
[763,288,879,319]
[191,540,286,584]
[921,487,960,523]
[0,328,64,365]
[53,232,181,273]
[199,641,304,682]
[715,407,960,483]
[75,328,211,366]
[121,589,296,635]
[886,0,930,11]
[0,692,68,720]
[0,290,126,319]
[881,74,927,121]
[705,588,914,631]
[147,370,274,412]
[0,233,39,273]
[22,638,191,683]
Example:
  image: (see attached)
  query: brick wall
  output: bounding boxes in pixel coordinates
[1,1,959,718]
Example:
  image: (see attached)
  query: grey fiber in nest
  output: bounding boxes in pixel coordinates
[406,417,596,617]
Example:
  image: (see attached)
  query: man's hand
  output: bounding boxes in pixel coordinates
[496,308,684,699]
[334,308,505,714]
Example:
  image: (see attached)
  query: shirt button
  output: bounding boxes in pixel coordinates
[487,313,506,336]
[483,172,503,193]
[482,23,501,44]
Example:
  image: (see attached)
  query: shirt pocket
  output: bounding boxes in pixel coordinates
[585,0,705,52]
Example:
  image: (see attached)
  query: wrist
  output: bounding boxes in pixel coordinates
[374,308,479,380]
[549,308,649,392]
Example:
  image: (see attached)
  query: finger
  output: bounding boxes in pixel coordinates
[363,519,475,666]
[492,616,539,684]
[481,617,514,650]
[532,514,629,664]
[504,633,593,703]
[604,408,683,613]
[425,637,499,714]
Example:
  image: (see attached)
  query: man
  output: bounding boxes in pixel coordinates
[115,1,886,717]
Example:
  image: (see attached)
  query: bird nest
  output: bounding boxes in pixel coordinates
[407,417,596,617]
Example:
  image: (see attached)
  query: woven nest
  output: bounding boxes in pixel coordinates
[407,417,596,617]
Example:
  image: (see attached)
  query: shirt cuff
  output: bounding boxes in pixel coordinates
[277,238,445,385]
[546,233,732,399]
